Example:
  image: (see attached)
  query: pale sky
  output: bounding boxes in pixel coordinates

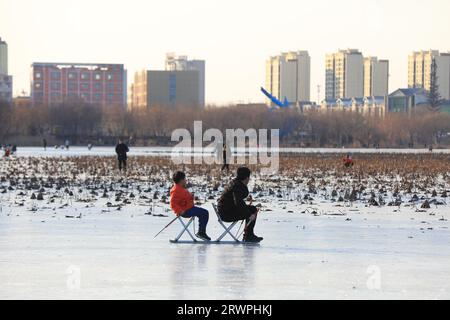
[1,0,450,104]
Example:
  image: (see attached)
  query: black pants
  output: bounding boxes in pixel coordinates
[118,159,127,171]
[220,205,258,236]
[221,163,229,171]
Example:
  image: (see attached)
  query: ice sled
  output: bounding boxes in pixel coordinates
[169,204,258,245]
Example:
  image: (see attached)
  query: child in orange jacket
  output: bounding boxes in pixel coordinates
[170,171,211,241]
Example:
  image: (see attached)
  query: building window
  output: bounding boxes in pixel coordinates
[68,73,76,80]
[81,83,89,90]
[50,82,61,90]
[169,74,176,102]
[51,72,61,80]
[94,83,101,90]
[94,73,102,80]
[35,82,42,89]
[93,93,102,101]
[107,74,113,81]
[107,83,114,90]
[81,73,90,80]
[68,82,77,91]
[35,72,42,79]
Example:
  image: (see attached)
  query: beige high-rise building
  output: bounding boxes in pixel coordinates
[165,53,205,106]
[364,57,389,97]
[325,49,364,99]
[130,70,149,110]
[0,37,7,75]
[0,37,12,103]
[130,70,201,109]
[265,51,311,105]
[408,50,450,100]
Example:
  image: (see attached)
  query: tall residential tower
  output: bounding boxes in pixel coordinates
[0,37,8,75]
[408,50,450,100]
[326,49,389,100]
[325,49,364,100]
[265,51,311,105]
[364,57,389,97]
[0,37,12,103]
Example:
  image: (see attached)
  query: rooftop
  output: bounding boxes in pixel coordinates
[32,62,124,69]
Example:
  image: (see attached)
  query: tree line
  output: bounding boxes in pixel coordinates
[1,100,450,148]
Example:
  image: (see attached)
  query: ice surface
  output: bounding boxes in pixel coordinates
[1,200,449,299]
[0,149,449,299]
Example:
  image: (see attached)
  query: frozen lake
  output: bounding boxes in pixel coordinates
[0,200,449,299]
[0,151,449,299]
[8,146,450,158]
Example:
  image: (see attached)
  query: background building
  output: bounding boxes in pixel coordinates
[165,53,205,106]
[0,74,13,103]
[130,70,201,108]
[129,54,205,109]
[364,57,389,97]
[31,62,127,107]
[325,49,364,99]
[326,49,389,100]
[0,37,8,75]
[265,51,311,105]
[321,96,386,118]
[13,94,31,108]
[129,70,148,110]
[388,88,428,113]
[0,37,12,103]
[408,50,450,100]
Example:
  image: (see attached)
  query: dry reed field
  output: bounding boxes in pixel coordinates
[1,153,449,210]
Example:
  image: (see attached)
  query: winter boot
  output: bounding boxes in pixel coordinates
[243,234,263,243]
[196,231,211,241]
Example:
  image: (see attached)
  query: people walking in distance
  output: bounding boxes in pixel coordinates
[115,139,130,172]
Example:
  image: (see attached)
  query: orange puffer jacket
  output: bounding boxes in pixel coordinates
[170,184,194,216]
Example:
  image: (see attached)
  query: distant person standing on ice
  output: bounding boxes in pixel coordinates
[217,167,262,243]
[43,138,47,151]
[343,154,354,168]
[65,139,70,150]
[4,145,11,158]
[115,139,129,172]
[170,171,211,241]
[215,141,231,173]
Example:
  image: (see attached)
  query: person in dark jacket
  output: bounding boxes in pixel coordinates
[115,139,129,172]
[217,167,263,243]
[221,142,230,172]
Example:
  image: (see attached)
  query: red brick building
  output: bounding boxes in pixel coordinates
[31,63,127,107]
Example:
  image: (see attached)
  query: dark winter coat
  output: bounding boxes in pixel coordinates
[115,143,129,160]
[217,178,253,222]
